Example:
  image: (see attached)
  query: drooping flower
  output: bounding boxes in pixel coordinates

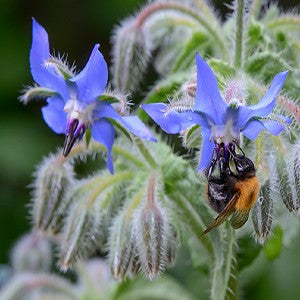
[26,18,156,173]
[142,53,290,171]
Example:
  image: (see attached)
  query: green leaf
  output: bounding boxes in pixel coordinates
[245,52,294,82]
[263,225,283,261]
[237,235,261,271]
[207,58,236,79]
[112,276,195,300]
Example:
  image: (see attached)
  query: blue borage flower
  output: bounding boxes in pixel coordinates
[142,53,290,171]
[29,18,156,174]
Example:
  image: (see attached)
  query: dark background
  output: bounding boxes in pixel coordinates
[0,1,299,299]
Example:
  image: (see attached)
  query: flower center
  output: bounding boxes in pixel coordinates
[62,99,96,156]
[210,119,239,145]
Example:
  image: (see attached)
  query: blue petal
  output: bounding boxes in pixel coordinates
[242,116,291,140]
[141,103,209,134]
[121,116,157,142]
[238,71,289,128]
[94,101,157,141]
[70,44,108,103]
[193,53,227,125]
[41,96,67,134]
[91,118,115,174]
[30,18,69,100]
[198,128,214,172]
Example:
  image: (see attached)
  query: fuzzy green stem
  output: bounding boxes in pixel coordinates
[87,171,134,207]
[135,139,157,168]
[192,0,220,25]
[135,1,228,59]
[249,0,263,19]
[211,224,237,300]
[267,16,300,31]
[234,0,245,68]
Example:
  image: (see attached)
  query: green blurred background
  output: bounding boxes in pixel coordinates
[0,0,299,299]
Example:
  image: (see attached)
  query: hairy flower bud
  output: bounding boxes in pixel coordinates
[112,18,151,92]
[276,148,300,214]
[133,174,175,280]
[0,273,76,300]
[251,181,274,244]
[59,179,106,271]
[108,212,134,280]
[290,141,300,208]
[32,153,74,234]
[11,231,52,273]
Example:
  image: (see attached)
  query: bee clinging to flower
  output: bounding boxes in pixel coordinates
[142,53,290,231]
[203,144,259,234]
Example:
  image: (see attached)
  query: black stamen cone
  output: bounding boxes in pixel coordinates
[63,119,79,157]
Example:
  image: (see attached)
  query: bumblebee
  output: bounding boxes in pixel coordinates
[203,151,259,234]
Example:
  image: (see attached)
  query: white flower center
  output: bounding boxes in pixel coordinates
[63,99,96,125]
[211,119,239,145]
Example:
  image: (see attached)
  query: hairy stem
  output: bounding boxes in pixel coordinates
[87,171,134,207]
[267,15,300,30]
[211,224,237,300]
[135,139,157,168]
[235,0,245,68]
[249,0,262,19]
[135,1,228,59]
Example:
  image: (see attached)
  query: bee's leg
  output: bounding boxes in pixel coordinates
[205,148,218,178]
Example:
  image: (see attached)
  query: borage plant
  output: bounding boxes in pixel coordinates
[1,1,300,300]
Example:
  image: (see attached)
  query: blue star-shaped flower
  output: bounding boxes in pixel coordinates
[142,53,290,171]
[29,19,156,174]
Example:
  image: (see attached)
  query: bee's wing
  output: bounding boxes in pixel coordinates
[202,192,240,235]
[230,209,250,229]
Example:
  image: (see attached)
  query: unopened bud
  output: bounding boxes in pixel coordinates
[251,181,274,244]
[59,182,105,271]
[11,231,52,273]
[128,255,141,278]
[276,150,300,214]
[290,141,300,209]
[133,174,174,279]
[112,18,151,92]
[32,153,74,234]
[108,212,134,280]
[223,78,247,107]
[0,273,76,300]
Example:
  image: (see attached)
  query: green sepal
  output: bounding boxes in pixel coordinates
[183,125,201,148]
[85,128,92,149]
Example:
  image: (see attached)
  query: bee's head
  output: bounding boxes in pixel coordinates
[233,154,256,178]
